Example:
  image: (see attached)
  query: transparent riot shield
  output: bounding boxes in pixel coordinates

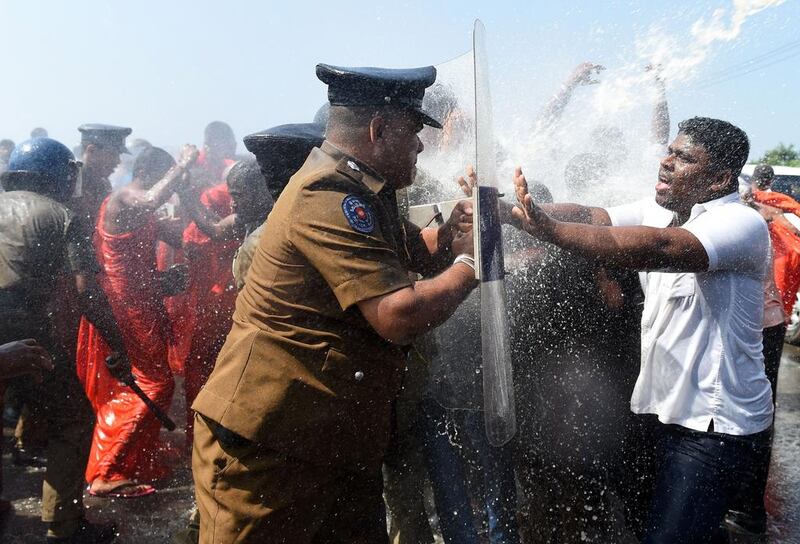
[409,48,481,413]
[473,19,516,447]
[406,21,516,446]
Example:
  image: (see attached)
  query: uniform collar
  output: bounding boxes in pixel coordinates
[320,140,387,195]
[688,191,740,222]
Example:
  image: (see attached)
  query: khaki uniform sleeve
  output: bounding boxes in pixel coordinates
[289,186,412,310]
[64,211,101,275]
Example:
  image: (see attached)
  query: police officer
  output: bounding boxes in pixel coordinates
[73,124,132,227]
[0,138,132,542]
[231,122,325,290]
[191,64,478,543]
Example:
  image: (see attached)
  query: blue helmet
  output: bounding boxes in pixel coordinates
[4,138,78,200]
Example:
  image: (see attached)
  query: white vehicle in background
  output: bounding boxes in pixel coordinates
[740,164,800,345]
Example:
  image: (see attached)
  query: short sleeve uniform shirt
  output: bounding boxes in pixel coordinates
[606,192,773,435]
[193,142,445,470]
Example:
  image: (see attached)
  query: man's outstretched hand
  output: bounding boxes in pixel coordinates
[512,167,553,240]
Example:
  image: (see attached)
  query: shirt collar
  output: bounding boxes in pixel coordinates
[320,140,387,195]
[687,191,740,222]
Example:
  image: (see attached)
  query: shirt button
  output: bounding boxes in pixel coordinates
[354,371,364,381]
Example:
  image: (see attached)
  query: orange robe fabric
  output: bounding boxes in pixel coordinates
[180,183,240,445]
[754,190,800,316]
[76,199,175,484]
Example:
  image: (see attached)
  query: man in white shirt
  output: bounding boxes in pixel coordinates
[509,117,773,543]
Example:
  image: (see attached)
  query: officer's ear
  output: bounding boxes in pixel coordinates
[368,114,386,144]
[82,143,97,160]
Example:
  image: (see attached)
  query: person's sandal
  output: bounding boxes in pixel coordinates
[88,482,156,499]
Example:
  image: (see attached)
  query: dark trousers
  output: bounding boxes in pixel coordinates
[644,424,772,544]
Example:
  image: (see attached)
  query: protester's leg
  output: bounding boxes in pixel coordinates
[418,398,479,544]
[644,425,770,544]
[464,411,520,544]
[383,379,435,544]
[615,414,661,539]
[312,471,389,544]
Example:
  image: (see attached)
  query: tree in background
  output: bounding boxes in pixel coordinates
[758,143,800,167]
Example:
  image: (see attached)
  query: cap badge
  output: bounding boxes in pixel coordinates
[346,160,360,172]
[342,195,375,234]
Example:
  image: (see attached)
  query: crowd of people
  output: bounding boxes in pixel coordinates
[0,59,797,544]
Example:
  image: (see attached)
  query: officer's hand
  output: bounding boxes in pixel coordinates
[0,339,53,382]
[452,231,475,257]
[179,144,200,169]
[457,165,477,197]
[105,351,133,384]
[446,199,473,234]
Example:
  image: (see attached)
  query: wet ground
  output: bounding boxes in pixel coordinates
[2,353,800,543]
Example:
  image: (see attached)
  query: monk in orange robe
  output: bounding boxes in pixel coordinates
[77,145,197,497]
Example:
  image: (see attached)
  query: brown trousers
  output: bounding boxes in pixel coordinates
[192,414,389,544]
[0,313,94,524]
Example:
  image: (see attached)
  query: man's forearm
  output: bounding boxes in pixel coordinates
[539,203,610,225]
[543,220,707,271]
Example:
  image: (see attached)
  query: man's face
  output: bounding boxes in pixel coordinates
[84,144,122,180]
[656,133,716,212]
[374,110,424,189]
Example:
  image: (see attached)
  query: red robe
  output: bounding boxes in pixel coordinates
[180,183,240,445]
[76,199,175,484]
[754,190,800,316]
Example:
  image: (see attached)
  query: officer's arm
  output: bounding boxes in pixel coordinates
[357,263,478,345]
[65,219,129,357]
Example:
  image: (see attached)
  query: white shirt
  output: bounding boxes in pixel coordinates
[606,192,774,435]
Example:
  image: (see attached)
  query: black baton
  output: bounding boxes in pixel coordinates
[105,355,177,431]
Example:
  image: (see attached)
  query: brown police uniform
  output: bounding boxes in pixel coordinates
[0,190,97,525]
[191,141,451,543]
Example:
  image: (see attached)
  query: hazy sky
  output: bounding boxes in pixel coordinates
[0,0,797,160]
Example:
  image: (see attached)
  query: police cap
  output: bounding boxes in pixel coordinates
[78,124,132,154]
[316,64,442,129]
[243,123,325,200]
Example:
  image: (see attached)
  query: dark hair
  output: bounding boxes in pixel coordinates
[752,164,774,184]
[677,117,749,176]
[30,127,48,138]
[226,159,265,193]
[132,147,175,186]
[204,121,235,146]
[0,139,14,150]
